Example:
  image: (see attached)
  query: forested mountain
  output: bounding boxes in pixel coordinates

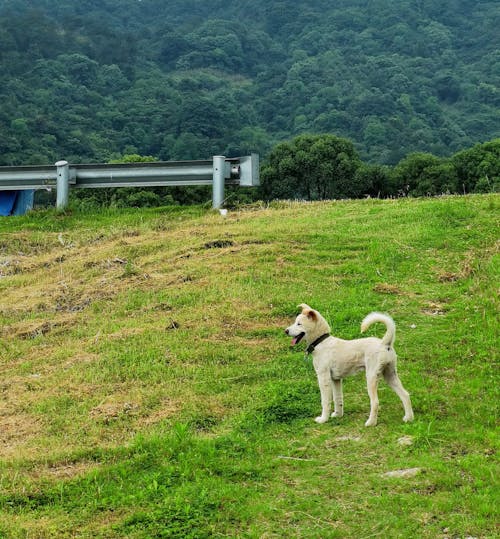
[0,0,499,167]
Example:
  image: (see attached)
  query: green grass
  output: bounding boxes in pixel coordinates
[0,195,498,538]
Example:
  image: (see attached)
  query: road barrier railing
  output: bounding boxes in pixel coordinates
[0,154,259,211]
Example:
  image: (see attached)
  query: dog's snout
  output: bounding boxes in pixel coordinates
[285,328,289,335]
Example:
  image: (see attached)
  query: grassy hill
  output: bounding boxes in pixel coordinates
[0,195,498,538]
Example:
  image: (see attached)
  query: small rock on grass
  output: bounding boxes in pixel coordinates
[397,435,414,446]
[382,467,422,478]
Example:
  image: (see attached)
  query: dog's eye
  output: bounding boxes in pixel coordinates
[297,322,302,326]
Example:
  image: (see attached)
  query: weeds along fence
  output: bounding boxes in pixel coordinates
[0,154,260,214]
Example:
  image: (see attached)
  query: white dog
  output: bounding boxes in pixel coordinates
[285,304,414,427]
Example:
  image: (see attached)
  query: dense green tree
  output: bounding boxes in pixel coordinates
[392,153,441,196]
[353,164,394,198]
[452,139,500,193]
[260,134,362,200]
[391,153,461,196]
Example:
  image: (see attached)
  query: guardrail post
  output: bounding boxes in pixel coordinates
[212,155,225,209]
[55,160,70,210]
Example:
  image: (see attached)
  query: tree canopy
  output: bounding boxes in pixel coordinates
[261,134,363,200]
[0,0,498,169]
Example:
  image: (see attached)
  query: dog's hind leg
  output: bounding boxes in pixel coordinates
[331,379,344,418]
[383,365,414,423]
[365,374,379,427]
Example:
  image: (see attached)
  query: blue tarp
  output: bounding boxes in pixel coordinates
[0,191,18,216]
[0,190,35,216]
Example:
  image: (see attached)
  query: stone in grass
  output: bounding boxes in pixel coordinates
[382,467,422,478]
[397,435,414,446]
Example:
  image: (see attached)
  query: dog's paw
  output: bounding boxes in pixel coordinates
[364,418,377,427]
[315,416,328,424]
[331,411,343,418]
[403,413,414,423]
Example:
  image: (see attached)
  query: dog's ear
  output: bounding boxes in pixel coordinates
[306,309,317,321]
[298,304,317,320]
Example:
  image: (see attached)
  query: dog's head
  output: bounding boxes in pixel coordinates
[285,304,330,346]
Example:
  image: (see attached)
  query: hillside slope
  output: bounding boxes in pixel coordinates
[0,195,498,537]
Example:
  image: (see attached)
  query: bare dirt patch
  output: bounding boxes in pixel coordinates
[203,239,235,249]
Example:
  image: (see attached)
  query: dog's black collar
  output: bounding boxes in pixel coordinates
[306,333,330,354]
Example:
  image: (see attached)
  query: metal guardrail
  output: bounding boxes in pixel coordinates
[0,154,259,210]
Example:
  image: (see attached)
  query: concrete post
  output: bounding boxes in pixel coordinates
[212,155,225,209]
[55,160,70,210]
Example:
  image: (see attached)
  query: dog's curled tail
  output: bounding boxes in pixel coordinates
[361,312,396,348]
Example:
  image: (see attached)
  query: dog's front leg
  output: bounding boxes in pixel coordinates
[331,379,344,418]
[315,371,332,424]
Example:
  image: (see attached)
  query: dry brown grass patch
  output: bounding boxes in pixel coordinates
[421,301,448,316]
[90,399,140,423]
[4,313,78,340]
[35,460,99,481]
[437,271,460,282]
[436,244,498,283]
[0,413,44,458]
[139,398,182,426]
[373,282,402,295]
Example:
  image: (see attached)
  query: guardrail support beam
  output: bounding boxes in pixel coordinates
[55,160,70,210]
[212,155,225,209]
